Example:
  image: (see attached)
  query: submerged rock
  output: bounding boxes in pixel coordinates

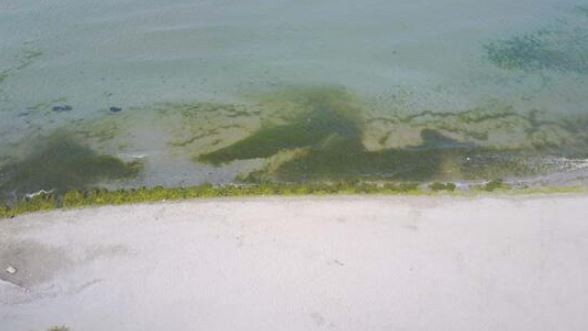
[51,105,73,113]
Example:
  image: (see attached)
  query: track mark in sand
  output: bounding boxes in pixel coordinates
[67,279,103,295]
[327,259,345,267]
[310,312,326,327]
[0,240,128,305]
[403,224,419,232]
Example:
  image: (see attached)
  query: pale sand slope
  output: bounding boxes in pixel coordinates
[1,196,588,331]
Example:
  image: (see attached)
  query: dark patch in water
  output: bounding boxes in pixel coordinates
[484,25,588,73]
[264,130,473,182]
[109,106,122,113]
[198,87,361,165]
[198,87,542,182]
[576,6,588,17]
[0,48,43,94]
[52,105,73,113]
[0,133,141,200]
[0,70,8,85]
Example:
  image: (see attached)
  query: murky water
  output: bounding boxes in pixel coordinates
[1,0,588,197]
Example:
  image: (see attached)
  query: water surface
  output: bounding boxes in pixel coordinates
[1,0,588,198]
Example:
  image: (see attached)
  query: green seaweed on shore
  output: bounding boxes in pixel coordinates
[46,326,69,331]
[430,182,457,192]
[481,179,508,192]
[2,181,586,220]
[0,181,422,219]
[0,192,56,218]
[0,132,142,200]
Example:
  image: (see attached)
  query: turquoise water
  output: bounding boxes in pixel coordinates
[1,0,588,198]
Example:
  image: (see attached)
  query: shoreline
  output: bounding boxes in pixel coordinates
[2,194,588,330]
[1,181,587,219]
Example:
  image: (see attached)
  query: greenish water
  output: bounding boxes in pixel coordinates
[1,0,588,202]
[0,132,141,198]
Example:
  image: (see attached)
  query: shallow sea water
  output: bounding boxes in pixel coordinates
[1,0,588,197]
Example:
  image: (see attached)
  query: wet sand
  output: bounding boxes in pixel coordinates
[1,195,588,331]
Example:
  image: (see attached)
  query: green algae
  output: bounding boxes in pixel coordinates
[250,130,466,182]
[16,49,43,70]
[2,181,587,220]
[260,130,552,182]
[5,87,585,197]
[149,102,262,153]
[484,25,588,73]
[198,87,362,166]
[0,48,43,96]
[47,327,69,331]
[367,103,587,153]
[28,86,585,187]
[430,182,457,192]
[28,97,69,112]
[197,87,362,165]
[0,192,56,219]
[0,132,142,200]
[198,90,361,165]
[1,181,421,219]
[575,5,588,17]
[0,70,8,85]
[196,87,573,183]
[481,179,507,192]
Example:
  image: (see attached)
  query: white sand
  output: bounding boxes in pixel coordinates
[1,195,588,331]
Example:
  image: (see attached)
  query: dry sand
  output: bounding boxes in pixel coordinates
[1,195,587,331]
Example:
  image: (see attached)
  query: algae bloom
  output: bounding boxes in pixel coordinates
[197,88,538,183]
[0,133,141,201]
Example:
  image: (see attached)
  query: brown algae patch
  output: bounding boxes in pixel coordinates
[0,132,142,200]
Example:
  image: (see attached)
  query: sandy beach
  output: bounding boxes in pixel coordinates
[1,195,587,331]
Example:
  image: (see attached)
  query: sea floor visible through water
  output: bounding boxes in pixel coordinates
[1,0,588,204]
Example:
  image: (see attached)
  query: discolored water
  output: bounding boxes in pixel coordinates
[1,0,588,198]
